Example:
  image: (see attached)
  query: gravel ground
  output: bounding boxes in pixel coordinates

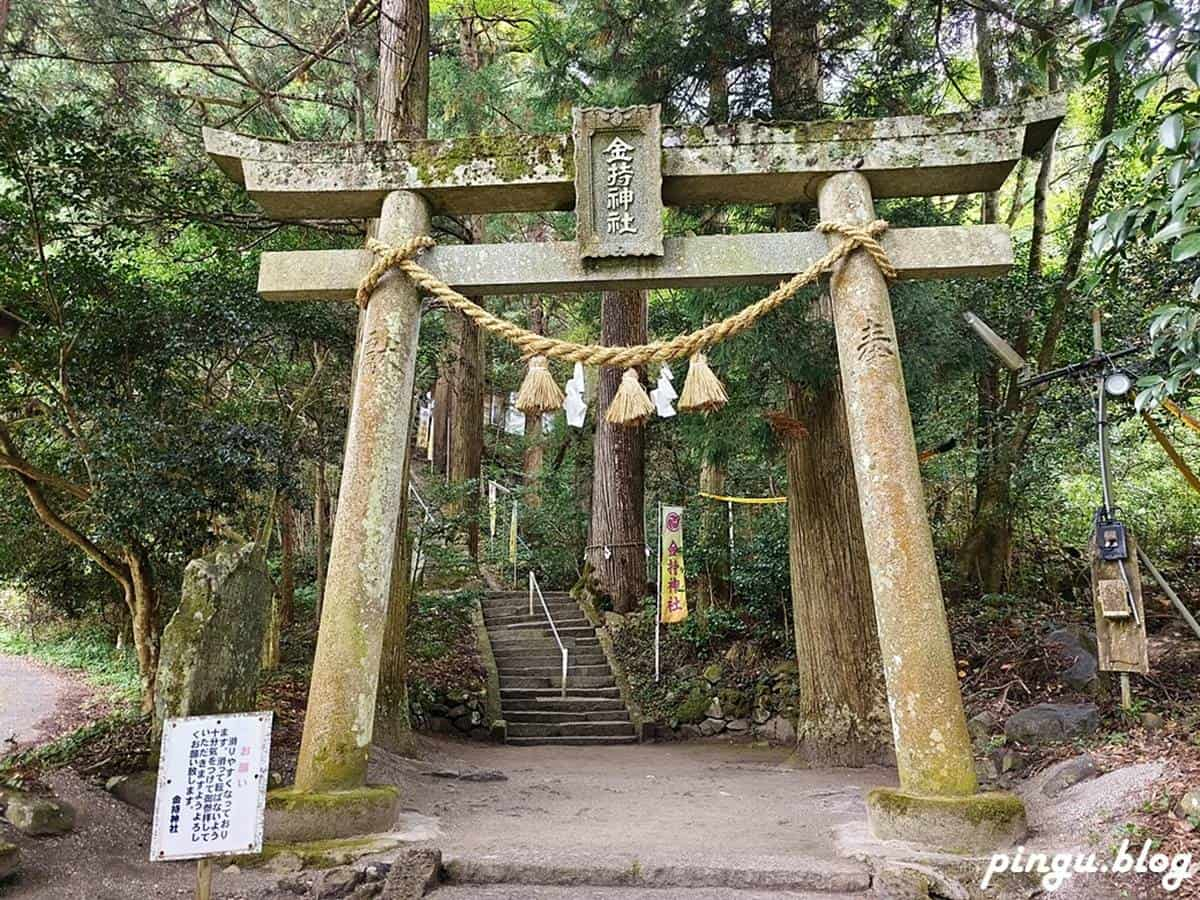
[0,654,96,752]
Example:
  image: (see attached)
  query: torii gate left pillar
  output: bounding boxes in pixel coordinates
[265,191,429,840]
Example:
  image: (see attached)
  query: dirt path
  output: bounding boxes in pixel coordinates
[0,653,95,753]
[2,733,1164,898]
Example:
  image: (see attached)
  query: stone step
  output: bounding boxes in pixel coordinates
[500,686,622,700]
[483,599,580,611]
[484,603,578,614]
[496,625,595,639]
[489,652,604,667]
[484,615,583,630]
[503,709,630,723]
[498,619,592,631]
[504,735,640,746]
[507,721,636,738]
[501,674,615,689]
[441,856,872,894]
[482,593,572,605]
[488,641,599,654]
[433,886,863,899]
[487,635,598,648]
[499,696,627,713]
[484,612,586,627]
[496,663,613,678]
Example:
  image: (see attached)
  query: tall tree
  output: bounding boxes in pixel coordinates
[771,0,890,765]
[443,10,489,558]
[959,54,1119,591]
[586,291,649,612]
[373,0,430,756]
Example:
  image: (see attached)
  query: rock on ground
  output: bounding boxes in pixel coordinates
[1004,702,1099,744]
[104,771,157,814]
[966,710,999,743]
[4,792,75,836]
[1042,754,1101,797]
[1045,625,1099,693]
[315,866,363,898]
[0,842,19,881]
[154,540,273,731]
[381,849,441,898]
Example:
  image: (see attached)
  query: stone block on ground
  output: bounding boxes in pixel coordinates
[1140,711,1165,731]
[1174,789,1200,825]
[866,788,1027,854]
[1041,753,1101,797]
[1004,702,1099,744]
[265,785,401,843]
[761,715,796,745]
[428,768,506,783]
[1044,625,1100,693]
[966,710,999,744]
[154,540,273,731]
[315,866,363,898]
[104,770,158,814]
[699,717,725,736]
[381,848,441,899]
[4,791,75,836]
[0,842,19,881]
[976,747,1025,784]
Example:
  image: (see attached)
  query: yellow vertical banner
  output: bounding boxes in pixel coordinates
[508,501,518,564]
[659,505,688,623]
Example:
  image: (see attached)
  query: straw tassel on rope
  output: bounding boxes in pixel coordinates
[605,368,655,426]
[515,355,564,415]
[678,352,728,413]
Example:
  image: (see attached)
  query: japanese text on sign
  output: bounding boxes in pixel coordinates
[603,137,637,236]
[659,505,688,624]
[150,712,272,862]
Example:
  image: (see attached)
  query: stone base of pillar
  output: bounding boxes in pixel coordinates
[866,787,1027,854]
[265,784,401,843]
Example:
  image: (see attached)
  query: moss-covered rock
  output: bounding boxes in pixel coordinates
[702,664,723,684]
[717,688,751,720]
[674,685,711,725]
[154,541,273,735]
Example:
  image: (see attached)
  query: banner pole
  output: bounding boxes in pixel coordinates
[727,500,734,593]
[655,501,662,682]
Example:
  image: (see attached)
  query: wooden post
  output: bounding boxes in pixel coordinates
[195,859,212,900]
[293,190,430,792]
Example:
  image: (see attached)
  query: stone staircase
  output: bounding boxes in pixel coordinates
[481,590,638,746]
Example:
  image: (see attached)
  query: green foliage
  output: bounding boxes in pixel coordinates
[0,75,353,620]
[1077,0,1200,403]
[0,711,143,788]
[406,589,486,712]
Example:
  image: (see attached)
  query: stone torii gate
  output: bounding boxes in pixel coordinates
[205,96,1061,851]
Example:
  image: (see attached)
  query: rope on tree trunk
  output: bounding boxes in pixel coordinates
[354,220,897,369]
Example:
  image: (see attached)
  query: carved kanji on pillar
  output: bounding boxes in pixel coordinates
[572,105,664,259]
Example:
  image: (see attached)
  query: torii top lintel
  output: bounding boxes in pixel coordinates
[203,95,1063,222]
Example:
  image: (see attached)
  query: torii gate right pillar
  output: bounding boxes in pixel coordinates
[819,172,1026,851]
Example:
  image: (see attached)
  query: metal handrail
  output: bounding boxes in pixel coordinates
[529,571,568,699]
[409,483,435,583]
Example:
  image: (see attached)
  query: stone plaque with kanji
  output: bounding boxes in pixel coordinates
[573,105,663,259]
